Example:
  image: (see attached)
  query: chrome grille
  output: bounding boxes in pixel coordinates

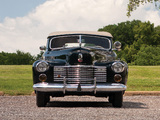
[54,66,107,84]
[94,66,107,82]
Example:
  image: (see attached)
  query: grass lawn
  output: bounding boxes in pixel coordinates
[0,65,160,95]
[127,66,160,91]
[0,65,33,95]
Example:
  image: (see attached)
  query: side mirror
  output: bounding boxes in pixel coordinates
[39,46,46,51]
[113,41,121,51]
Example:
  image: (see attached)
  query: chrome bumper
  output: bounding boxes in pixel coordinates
[33,82,126,94]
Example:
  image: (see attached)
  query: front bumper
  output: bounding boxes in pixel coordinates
[33,82,126,94]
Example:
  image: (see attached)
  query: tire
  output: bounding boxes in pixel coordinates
[36,91,47,107]
[108,95,113,103]
[45,95,50,103]
[112,91,123,108]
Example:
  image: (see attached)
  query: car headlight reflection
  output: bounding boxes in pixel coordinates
[111,62,124,73]
[36,61,49,72]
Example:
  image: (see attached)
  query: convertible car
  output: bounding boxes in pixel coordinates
[33,31,128,107]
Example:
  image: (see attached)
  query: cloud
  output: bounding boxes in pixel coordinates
[145,10,160,26]
[0,0,160,55]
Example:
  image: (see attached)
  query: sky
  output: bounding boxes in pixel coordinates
[0,0,160,55]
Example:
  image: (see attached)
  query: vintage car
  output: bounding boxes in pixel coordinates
[33,31,128,107]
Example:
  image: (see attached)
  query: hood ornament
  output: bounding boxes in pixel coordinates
[78,53,83,62]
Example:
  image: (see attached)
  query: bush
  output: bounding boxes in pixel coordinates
[134,45,160,65]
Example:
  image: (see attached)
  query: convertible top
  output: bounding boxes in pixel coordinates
[48,31,113,38]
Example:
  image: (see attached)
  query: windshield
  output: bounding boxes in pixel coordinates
[50,35,111,50]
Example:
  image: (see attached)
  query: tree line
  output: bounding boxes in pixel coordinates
[0,50,43,65]
[99,20,160,65]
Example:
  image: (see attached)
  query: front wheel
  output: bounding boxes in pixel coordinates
[36,91,48,107]
[112,92,123,108]
[108,95,113,103]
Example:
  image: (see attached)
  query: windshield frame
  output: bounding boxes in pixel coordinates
[49,35,111,50]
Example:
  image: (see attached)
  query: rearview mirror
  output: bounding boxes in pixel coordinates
[39,46,46,51]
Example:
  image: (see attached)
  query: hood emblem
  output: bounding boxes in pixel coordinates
[78,53,83,62]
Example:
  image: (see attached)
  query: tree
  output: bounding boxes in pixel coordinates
[98,20,160,65]
[155,25,160,35]
[35,51,44,60]
[127,0,160,16]
[99,20,142,49]
[133,21,159,46]
[0,50,35,65]
[134,45,160,65]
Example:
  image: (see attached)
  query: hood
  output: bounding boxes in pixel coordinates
[44,47,116,65]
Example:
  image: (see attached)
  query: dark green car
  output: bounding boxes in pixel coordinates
[33,31,128,107]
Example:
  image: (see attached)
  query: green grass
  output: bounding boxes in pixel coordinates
[127,66,160,91]
[0,65,160,95]
[0,65,33,95]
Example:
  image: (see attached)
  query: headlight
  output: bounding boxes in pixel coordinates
[36,61,49,72]
[111,62,124,73]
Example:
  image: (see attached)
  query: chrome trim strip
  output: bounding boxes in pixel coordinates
[63,77,66,94]
[79,35,82,47]
[33,83,126,92]
[54,65,106,68]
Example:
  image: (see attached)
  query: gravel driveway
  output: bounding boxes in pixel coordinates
[0,96,160,120]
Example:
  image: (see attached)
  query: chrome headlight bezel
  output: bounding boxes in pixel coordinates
[111,61,125,73]
[36,61,49,72]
